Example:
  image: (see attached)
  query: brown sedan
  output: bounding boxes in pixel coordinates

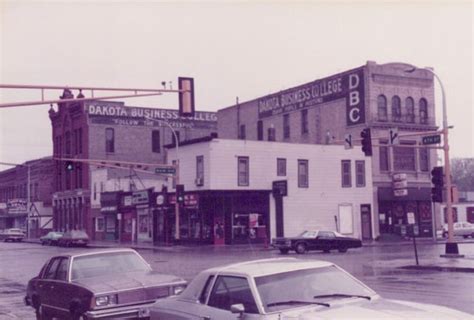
[25,248,187,319]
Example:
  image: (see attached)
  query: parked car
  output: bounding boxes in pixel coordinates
[40,231,64,246]
[58,230,89,247]
[25,248,187,320]
[0,228,25,242]
[150,257,473,320]
[272,230,362,254]
[442,222,474,238]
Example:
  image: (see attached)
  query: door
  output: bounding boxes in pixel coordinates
[360,204,372,240]
[214,216,225,245]
[38,258,61,315]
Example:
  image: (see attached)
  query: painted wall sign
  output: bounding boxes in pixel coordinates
[257,67,365,126]
[85,101,217,129]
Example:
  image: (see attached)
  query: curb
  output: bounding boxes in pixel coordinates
[399,265,474,273]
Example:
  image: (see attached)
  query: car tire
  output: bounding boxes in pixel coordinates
[338,247,348,253]
[279,248,289,254]
[295,243,307,254]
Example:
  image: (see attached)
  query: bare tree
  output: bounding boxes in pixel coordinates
[450,158,474,191]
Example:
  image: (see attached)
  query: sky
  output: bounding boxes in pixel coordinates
[0,1,473,171]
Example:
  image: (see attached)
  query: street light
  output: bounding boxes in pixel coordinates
[144,116,181,242]
[405,65,458,255]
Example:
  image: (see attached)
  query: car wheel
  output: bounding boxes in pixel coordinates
[279,248,289,254]
[295,243,307,254]
[338,247,348,253]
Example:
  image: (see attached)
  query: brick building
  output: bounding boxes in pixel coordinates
[217,61,438,238]
[49,91,217,239]
[0,157,54,236]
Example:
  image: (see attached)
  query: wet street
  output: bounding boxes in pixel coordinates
[1,241,473,319]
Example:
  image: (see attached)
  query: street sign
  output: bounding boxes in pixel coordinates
[344,133,353,149]
[272,180,288,197]
[394,189,408,197]
[389,128,399,145]
[393,180,408,189]
[407,212,415,225]
[422,134,441,145]
[155,167,176,175]
[392,173,407,181]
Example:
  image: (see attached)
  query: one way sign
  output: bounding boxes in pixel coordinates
[389,128,399,145]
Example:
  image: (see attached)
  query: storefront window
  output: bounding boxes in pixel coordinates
[232,213,265,242]
[96,217,104,232]
[105,215,115,233]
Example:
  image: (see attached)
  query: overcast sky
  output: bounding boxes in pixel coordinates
[0,1,472,171]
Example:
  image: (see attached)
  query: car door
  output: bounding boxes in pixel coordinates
[37,257,61,313]
[49,257,73,318]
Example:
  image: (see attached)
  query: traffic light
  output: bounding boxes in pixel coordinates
[360,128,372,156]
[178,77,195,117]
[176,184,185,203]
[65,161,74,171]
[431,166,444,202]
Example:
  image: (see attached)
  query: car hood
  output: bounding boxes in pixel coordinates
[73,271,184,293]
[278,298,472,320]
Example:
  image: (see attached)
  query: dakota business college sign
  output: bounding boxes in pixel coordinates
[258,67,365,126]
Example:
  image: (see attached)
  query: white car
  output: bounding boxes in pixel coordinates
[442,222,474,238]
[150,258,473,319]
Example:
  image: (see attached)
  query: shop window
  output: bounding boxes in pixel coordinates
[341,160,351,187]
[394,142,416,171]
[96,217,104,232]
[298,159,309,188]
[391,96,402,122]
[232,213,265,241]
[301,109,308,134]
[196,155,204,185]
[152,130,161,153]
[419,98,428,124]
[257,121,263,141]
[406,97,415,123]
[355,160,365,187]
[105,215,116,233]
[379,141,389,172]
[419,148,429,172]
[105,128,115,153]
[238,124,246,140]
[338,204,353,234]
[237,157,249,186]
[377,95,387,121]
[283,114,290,139]
[277,158,286,176]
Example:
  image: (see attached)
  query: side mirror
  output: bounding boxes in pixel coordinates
[230,303,245,316]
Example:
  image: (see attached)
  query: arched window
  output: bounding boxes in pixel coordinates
[377,95,387,121]
[392,96,402,122]
[406,97,415,123]
[419,98,428,124]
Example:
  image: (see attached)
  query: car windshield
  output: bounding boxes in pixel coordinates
[298,231,318,238]
[71,251,150,280]
[255,266,375,312]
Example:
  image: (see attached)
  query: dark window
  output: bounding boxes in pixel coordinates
[419,98,428,124]
[78,128,83,154]
[377,95,387,121]
[301,109,308,134]
[406,97,415,123]
[75,163,82,189]
[298,159,309,188]
[208,276,258,314]
[55,258,69,281]
[239,124,246,140]
[238,157,249,186]
[199,275,215,304]
[44,258,61,279]
[257,121,263,141]
[196,155,204,182]
[419,148,429,172]
[283,114,290,139]
[356,160,365,187]
[65,131,71,156]
[379,142,389,172]
[267,127,275,141]
[105,128,115,153]
[341,160,351,187]
[394,142,416,171]
[277,158,286,176]
[73,129,78,155]
[391,96,402,122]
[152,130,161,153]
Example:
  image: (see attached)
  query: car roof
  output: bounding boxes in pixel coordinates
[53,247,139,259]
[206,258,334,278]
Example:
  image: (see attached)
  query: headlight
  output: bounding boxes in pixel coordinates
[172,285,186,295]
[95,294,117,307]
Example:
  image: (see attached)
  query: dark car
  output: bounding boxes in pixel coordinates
[272,230,362,254]
[40,231,64,246]
[58,230,89,247]
[0,228,25,242]
[25,248,187,320]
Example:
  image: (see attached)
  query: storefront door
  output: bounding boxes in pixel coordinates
[213,216,225,245]
[137,208,152,242]
[360,204,372,240]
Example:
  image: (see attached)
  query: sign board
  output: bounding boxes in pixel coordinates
[393,180,408,189]
[132,190,149,205]
[392,173,407,181]
[155,167,176,175]
[156,194,165,206]
[344,133,353,149]
[407,212,415,225]
[394,189,408,197]
[422,135,441,145]
[272,180,288,197]
[169,193,199,208]
[117,213,122,220]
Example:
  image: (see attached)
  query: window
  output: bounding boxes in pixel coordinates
[377,95,387,121]
[208,276,258,314]
[391,96,401,122]
[419,148,429,172]
[298,159,308,188]
[394,142,416,171]
[257,121,263,141]
[76,163,82,189]
[93,183,97,201]
[199,276,215,304]
[73,129,78,155]
[152,130,161,153]
[283,114,290,139]
[301,109,308,134]
[44,258,61,279]
[341,160,352,187]
[267,127,276,141]
[78,128,83,154]
[55,258,69,281]
[379,142,389,172]
[105,128,115,153]
[65,131,71,156]
[196,155,204,183]
[356,160,365,187]
[238,124,246,140]
[419,98,428,124]
[277,158,286,176]
[406,97,415,123]
[238,157,249,186]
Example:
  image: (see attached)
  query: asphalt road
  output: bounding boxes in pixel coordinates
[0,241,473,319]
